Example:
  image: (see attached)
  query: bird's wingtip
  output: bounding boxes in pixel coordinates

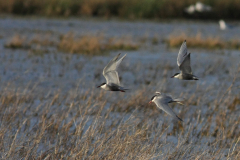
[193,76,199,80]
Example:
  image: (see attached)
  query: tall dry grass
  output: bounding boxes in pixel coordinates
[0,0,240,19]
[1,73,240,159]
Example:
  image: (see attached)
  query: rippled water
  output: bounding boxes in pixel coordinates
[1,16,240,116]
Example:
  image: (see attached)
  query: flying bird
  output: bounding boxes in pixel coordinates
[171,40,198,80]
[149,92,184,122]
[97,53,128,92]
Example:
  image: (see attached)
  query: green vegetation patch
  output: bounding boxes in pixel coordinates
[0,0,240,19]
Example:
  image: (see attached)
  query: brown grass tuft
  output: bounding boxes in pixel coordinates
[30,34,57,46]
[58,32,139,55]
[166,32,240,49]
[4,33,139,55]
[58,33,103,54]
[4,35,30,49]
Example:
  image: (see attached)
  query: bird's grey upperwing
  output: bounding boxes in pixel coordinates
[157,93,173,103]
[179,53,192,74]
[104,71,120,85]
[155,96,180,121]
[177,40,188,67]
[103,53,127,85]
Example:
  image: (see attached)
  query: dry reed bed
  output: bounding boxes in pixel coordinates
[0,0,240,19]
[0,79,240,159]
[6,32,240,54]
[4,33,139,55]
[58,33,139,54]
[4,35,30,49]
[166,33,240,49]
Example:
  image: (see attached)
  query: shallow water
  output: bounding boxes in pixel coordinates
[0,17,240,157]
[0,16,240,122]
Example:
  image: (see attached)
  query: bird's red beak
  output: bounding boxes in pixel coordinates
[97,86,100,88]
[148,101,152,104]
[171,76,174,78]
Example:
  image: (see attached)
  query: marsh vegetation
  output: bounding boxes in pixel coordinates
[0,0,240,20]
[0,17,240,159]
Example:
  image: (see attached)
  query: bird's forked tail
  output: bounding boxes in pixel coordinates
[119,87,130,92]
[172,98,185,105]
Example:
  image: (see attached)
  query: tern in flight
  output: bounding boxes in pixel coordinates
[97,53,128,92]
[149,92,184,122]
[171,40,198,80]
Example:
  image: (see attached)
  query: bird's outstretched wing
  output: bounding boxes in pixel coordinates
[155,95,183,121]
[103,53,127,85]
[177,40,192,74]
[179,53,192,74]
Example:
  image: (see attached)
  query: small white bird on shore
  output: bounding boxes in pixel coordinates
[219,20,235,30]
[219,20,227,30]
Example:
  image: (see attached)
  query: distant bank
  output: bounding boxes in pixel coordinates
[0,0,239,20]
